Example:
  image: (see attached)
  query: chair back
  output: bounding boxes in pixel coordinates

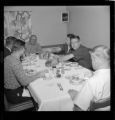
[4,92,34,111]
[89,98,110,111]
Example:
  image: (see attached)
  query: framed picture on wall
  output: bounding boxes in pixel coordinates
[62,12,69,22]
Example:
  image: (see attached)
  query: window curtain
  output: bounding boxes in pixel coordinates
[4,11,32,42]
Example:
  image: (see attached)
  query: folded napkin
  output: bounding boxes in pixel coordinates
[22,88,31,97]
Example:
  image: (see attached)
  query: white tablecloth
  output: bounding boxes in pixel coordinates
[22,55,93,111]
[28,79,74,111]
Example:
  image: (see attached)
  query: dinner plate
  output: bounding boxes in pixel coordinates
[65,76,85,85]
[70,79,85,85]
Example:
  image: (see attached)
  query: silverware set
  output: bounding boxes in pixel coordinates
[57,83,63,91]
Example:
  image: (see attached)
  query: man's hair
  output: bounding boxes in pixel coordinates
[5,36,17,46]
[70,35,80,42]
[74,35,80,41]
[91,45,110,61]
[12,39,25,52]
[67,34,80,41]
[67,34,75,39]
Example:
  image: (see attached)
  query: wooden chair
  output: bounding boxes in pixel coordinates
[89,98,110,111]
[4,93,35,111]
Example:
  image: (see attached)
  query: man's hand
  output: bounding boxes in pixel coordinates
[59,54,74,62]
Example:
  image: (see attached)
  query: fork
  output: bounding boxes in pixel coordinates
[57,83,63,91]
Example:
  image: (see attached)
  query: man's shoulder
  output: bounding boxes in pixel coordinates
[4,55,12,63]
[36,43,42,50]
[73,45,89,55]
[80,45,89,51]
[78,45,90,55]
[36,43,41,46]
[88,69,110,83]
[5,55,19,67]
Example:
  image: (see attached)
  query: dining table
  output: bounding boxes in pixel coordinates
[22,54,93,111]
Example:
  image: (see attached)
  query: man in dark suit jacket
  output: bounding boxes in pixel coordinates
[4,36,17,58]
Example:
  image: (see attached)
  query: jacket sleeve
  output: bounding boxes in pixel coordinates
[12,61,40,86]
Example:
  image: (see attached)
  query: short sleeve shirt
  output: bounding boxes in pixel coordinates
[73,69,110,110]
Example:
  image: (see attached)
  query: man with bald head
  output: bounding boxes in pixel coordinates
[25,34,42,56]
[68,45,110,111]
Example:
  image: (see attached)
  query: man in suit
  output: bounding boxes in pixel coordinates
[4,36,17,58]
[25,35,42,56]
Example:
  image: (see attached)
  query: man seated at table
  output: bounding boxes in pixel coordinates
[4,36,17,58]
[68,45,110,111]
[4,39,45,104]
[59,35,92,70]
[25,34,43,56]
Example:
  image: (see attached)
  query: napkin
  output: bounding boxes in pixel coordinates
[22,88,31,97]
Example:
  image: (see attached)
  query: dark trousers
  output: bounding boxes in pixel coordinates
[4,87,32,104]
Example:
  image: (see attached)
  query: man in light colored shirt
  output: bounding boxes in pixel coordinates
[68,45,110,111]
[25,34,42,56]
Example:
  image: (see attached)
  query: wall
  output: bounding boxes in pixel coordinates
[4,6,67,46]
[66,6,110,48]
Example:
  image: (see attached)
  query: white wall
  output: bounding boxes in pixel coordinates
[4,6,67,46]
[66,6,110,48]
